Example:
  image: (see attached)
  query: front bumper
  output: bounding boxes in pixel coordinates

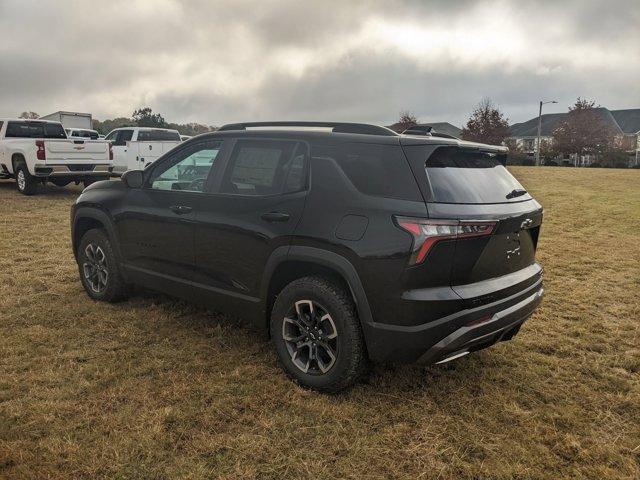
[34,164,112,177]
[362,272,544,364]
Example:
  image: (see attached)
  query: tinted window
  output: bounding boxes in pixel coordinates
[220,140,303,196]
[112,130,133,146]
[6,121,66,139]
[105,130,118,142]
[137,130,181,141]
[425,147,531,203]
[314,143,421,200]
[70,130,99,139]
[149,141,221,192]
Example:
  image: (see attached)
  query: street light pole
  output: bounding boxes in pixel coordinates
[535,100,558,166]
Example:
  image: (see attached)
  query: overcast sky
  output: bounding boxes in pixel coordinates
[1,0,638,127]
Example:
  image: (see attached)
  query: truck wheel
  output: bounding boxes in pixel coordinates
[77,228,128,302]
[270,276,369,393]
[15,163,38,195]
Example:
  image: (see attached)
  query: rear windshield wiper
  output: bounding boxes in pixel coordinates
[506,188,527,199]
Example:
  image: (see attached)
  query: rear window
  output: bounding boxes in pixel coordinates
[425,147,531,203]
[5,121,66,139]
[71,129,99,140]
[314,143,421,201]
[137,130,181,141]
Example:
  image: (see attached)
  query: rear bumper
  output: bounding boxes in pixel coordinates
[417,285,543,364]
[362,266,544,364]
[34,164,112,177]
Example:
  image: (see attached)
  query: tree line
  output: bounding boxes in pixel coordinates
[396,98,631,167]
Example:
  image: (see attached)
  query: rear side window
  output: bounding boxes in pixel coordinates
[314,143,421,201]
[5,121,66,139]
[220,140,307,196]
[137,130,181,141]
[425,147,531,203]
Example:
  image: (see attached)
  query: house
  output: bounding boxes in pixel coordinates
[387,122,462,138]
[507,108,640,167]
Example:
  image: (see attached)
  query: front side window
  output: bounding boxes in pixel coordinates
[220,140,306,196]
[117,130,133,146]
[149,141,222,192]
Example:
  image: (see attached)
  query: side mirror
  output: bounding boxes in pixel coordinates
[121,169,144,189]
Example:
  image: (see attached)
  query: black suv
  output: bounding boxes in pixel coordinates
[71,122,543,392]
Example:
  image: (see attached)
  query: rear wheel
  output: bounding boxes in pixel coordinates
[15,163,38,195]
[77,228,128,302]
[270,276,368,393]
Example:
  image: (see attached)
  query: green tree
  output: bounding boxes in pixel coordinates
[19,111,39,119]
[461,99,510,145]
[92,117,136,135]
[166,122,217,136]
[132,107,167,128]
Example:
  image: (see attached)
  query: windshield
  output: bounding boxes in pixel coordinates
[5,121,66,139]
[137,130,181,141]
[425,147,531,204]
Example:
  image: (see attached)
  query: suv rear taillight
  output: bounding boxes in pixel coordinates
[36,140,46,160]
[395,216,496,265]
[108,143,113,161]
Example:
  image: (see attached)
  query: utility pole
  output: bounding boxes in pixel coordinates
[536,100,558,166]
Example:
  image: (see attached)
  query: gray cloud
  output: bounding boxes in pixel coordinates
[1,0,638,127]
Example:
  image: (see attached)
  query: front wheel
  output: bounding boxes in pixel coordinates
[77,228,128,302]
[270,276,368,393]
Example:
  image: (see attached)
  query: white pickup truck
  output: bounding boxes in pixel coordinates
[105,127,181,175]
[0,119,113,195]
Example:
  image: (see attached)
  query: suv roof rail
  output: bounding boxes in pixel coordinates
[218,121,398,137]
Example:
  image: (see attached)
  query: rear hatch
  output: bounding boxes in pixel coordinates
[401,142,543,299]
[45,139,110,163]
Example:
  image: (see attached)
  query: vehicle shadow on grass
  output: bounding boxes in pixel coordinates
[0,179,85,197]
[126,288,500,400]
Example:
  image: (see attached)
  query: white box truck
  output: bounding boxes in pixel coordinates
[40,111,93,130]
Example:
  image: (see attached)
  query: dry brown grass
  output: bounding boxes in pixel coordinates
[0,167,639,479]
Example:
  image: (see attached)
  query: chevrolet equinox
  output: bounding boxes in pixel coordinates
[71,122,544,392]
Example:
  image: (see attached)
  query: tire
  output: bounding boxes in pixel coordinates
[15,162,38,195]
[270,276,368,393]
[77,228,128,302]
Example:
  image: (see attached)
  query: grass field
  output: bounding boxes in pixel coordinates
[0,167,638,479]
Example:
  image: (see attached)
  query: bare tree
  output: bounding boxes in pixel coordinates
[19,111,39,119]
[552,98,616,157]
[395,110,418,132]
[461,99,510,145]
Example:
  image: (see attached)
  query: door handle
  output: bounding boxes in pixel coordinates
[261,212,290,222]
[170,205,193,215]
